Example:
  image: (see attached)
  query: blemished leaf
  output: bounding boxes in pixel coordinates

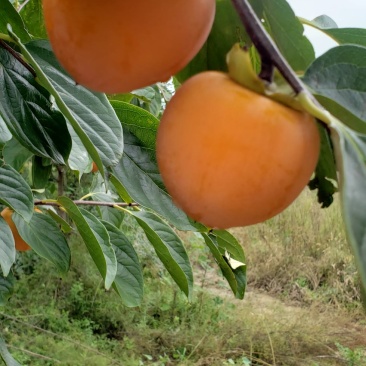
[213,230,246,263]
[110,101,196,231]
[58,197,117,289]
[262,0,315,72]
[19,0,47,39]
[131,210,193,298]
[2,138,33,171]
[15,38,123,174]
[308,124,337,208]
[0,46,71,164]
[32,156,52,189]
[0,216,15,277]
[0,160,33,222]
[0,271,14,307]
[0,114,11,145]
[0,0,31,42]
[102,221,143,307]
[202,233,246,299]
[331,123,366,292]
[304,45,366,134]
[13,211,70,274]
[0,336,21,366]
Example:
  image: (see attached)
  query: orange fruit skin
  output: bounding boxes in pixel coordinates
[43,0,216,93]
[91,162,98,173]
[1,207,42,251]
[156,72,320,229]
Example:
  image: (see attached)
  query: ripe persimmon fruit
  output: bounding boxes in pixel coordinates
[156,72,320,229]
[43,0,216,93]
[91,162,98,173]
[1,207,41,251]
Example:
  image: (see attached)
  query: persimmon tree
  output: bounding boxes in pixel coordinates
[1,0,366,362]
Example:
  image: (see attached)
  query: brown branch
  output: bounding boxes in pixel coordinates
[34,200,139,208]
[0,39,36,77]
[230,0,305,94]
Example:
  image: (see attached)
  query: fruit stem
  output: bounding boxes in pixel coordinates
[0,38,36,77]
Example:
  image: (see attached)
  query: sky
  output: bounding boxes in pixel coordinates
[287,0,366,55]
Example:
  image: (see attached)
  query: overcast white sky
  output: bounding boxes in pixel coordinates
[287,0,366,55]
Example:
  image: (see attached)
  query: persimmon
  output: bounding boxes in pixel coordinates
[156,72,320,229]
[42,0,216,93]
[1,207,41,251]
[91,162,98,173]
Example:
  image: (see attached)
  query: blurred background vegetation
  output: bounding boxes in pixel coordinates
[1,189,366,366]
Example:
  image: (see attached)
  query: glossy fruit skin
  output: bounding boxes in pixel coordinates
[43,0,216,93]
[1,207,41,251]
[156,72,320,229]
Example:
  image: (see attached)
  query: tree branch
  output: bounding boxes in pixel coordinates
[34,200,139,208]
[230,0,305,94]
[0,39,36,77]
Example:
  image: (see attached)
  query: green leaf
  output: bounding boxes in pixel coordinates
[0,160,33,222]
[304,45,366,134]
[262,0,315,72]
[308,124,337,208]
[0,336,21,366]
[0,216,15,277]
[0,0,31,42]
[202,233,246,299]
[32,156,52,189]
[176,0,249,82]
[46,209,73,234]
[0,46,71,164]
[308,15,338,29]
[16,39,123,173]
[110,101,195,231]
[0,271,14,307]
[13,211,70,274]
[213,230,246,263]
[102,221,143,307]
[19,0,47,39]
[131,211,193,298]
[2,138,33,171]
[58,197,117,289]
[0,114,11,145]
[331,123,366,292]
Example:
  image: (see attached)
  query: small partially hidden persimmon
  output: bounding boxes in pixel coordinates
[91,162,98,173]
[156,72,320,229]
[1,207,41,251]
[43,0,216,93]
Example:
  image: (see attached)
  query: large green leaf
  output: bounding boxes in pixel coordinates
[0,337,20,366]
[110,101,196,231]
[13,211,70,274]
[0,46,71,164]
[131,211,193,298]
[2,138,33,171]
[202,233,246,299]
[58,197,117,289]
[304,45,366,134]
[176,0,249,83]
[0,336,21,366]
[102,221,143,307]
[32,156,52,189]
[0,160,33,221]
[19,0,47,39]
[261,0,315,72]
[331,123,366,291]
[0,271,14,307]
[15,38,124,173]
[0,216,15,277]
[0,0,31,42]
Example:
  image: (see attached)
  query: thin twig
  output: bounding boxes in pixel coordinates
[0,39,36,77]
[230,0,305,94]
[7,345,62,363]
[34,200,139,208]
